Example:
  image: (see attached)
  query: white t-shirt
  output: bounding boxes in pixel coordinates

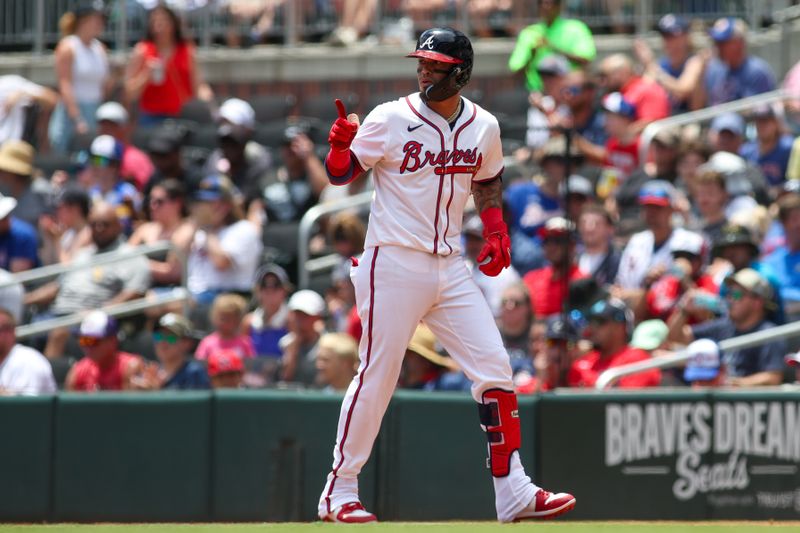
[351,93,504,256]
[615,227,703,289]
[187,220,263,294]
[0,269,24,323]
[0,344,57,396]
[0,75,45,144]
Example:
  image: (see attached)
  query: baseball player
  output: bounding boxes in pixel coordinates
[318,28,575,523]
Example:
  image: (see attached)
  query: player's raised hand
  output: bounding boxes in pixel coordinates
[329,98,359,152]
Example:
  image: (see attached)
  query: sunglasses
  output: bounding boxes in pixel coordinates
[561,85,583,97]
[90,155,114,168]
[502,298,528,309]
[78,336,103,347]
[153,331,180,344]
[149,196,169,207]
[725,288,747,301]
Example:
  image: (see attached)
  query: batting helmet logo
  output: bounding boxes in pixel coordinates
[420,35,436,50]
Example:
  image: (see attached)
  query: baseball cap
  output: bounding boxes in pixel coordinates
[194,175,235,202]
[89,134,123,161]
[407,324,459,371]
[148,126,186,154]
[657,14,689,35]
[713,224,760,254]
[536,54,570,76]
[601,92,637,120]
[0,193,18,220]
[96,101,129,125]
[287,289,326,316]
[652,128,681,149]
[710,112,745,136]
[638,180,676,207]
[219,98,256,129]
[684,338,722,381]
[207,349,244,377]
[671,231,706,256]
[544,317,579,342]
[0,139,34,176]
[79,310,118,339]
[537,216,576,240]
[156,313,192,338]
[255,263,292,290]
[587,298,631,325]
[630,319,668,350]
[709,17,747,43]
[751,104,778,120]
[561,174,594,198]
[725,268,773,300]
[785,352,800,367]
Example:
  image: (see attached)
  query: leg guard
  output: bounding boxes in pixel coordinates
[477,388,521,478]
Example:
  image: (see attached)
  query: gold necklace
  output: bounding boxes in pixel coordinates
[446,100,462,123]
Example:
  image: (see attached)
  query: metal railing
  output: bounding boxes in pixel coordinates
[297,191,373,290]
[4,240,189,337]
[595,319,800,389]
[639,89,788,162]
[0,0,770,53]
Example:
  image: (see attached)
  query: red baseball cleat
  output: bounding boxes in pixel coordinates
[323,502,378,523]
[513,489,576,521]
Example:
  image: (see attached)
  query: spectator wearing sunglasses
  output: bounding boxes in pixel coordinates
[65,310,145,392]
[151,313,209,390]
[87,134,142,235]
[670,269,785,387]
[557,69,606,147]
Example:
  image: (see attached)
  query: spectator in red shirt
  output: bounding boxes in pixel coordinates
[568,298,661,388]
[575,92,640,193]
[65,310,144,391]
[598,53,670,133]
[95,102,154,191]
[523,217,587,319]
[207,348,244,390]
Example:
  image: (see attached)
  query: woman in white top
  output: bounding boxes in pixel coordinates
[48,4,110,154]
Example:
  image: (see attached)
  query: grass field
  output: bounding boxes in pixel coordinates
[2,523,800,533]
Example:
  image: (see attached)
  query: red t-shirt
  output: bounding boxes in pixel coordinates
[646,273,719,321]
[604,136,640,179]
[69,352,142,391]
[138,41,194,116]
[567,346,661,388]
[621,76,670,123]
[523,264,587,319]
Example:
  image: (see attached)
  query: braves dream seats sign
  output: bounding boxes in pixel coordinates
[605,401,800,510]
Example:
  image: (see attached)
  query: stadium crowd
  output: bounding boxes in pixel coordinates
[3,1,800,395]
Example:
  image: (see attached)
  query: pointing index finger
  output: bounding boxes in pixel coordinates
[335,99,346,119]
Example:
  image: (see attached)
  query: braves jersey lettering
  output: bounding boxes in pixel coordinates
[399,141,483,175]
[349,92,503,256]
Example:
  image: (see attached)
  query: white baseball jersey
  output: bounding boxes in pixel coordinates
[350,92,504,256]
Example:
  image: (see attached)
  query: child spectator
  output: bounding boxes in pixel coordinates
[152,313,209,390]
[87,135,141,234]
[39,187,91,265]
[315,332,359,393]
[683,338,726,388]
[243,264,291,359]
[195,294,255,361]
[575,92,639,201]
[207,349,244,389]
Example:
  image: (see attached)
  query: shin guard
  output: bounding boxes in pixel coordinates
[477,388,521,477]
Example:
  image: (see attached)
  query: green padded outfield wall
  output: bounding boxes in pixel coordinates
[0,396,54,520]
[377,391,537,521]
[212,389,378,521]
[536,390,800,520]
[52,392,212,521]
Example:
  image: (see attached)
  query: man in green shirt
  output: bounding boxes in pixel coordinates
[508,0,596,92]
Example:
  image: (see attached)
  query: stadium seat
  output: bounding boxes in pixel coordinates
[69,130,95,153]
[254,121,292,150]
[250,94,298,123]
[34,152,80,178]
[131,126,158,150]
[262,221,301,282]
[366,91,405,112]
[484,87,529,121]
[186,124,220,151]
[179,99,214,125]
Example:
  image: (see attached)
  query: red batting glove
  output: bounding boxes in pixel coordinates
[476,207,511,277]
[327,99,359,175]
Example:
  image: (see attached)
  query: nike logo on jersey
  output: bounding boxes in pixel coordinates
[407,124,424,132]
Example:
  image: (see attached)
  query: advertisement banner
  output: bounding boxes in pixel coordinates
[537,391,800,520]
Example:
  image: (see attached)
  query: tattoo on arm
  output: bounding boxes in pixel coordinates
[471,177,503,212]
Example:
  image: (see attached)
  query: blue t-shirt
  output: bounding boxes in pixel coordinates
[704,56,776,106]
[740,134,794,187]
[576,110,608,147]
[0,216,39,271]
[762,246,800,304]
[162,360,211,390]
[504,181,562,239]
[659,55,690,114]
